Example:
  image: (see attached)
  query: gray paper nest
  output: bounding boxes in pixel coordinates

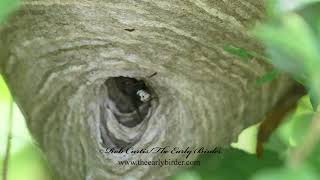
[0,0,295,179]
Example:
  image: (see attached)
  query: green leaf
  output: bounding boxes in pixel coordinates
[172,149,282,180]
[251,165,319,180]
[263,96,314,154]
[0,0,20,23]
[0,75,11,102]
[0,144,54,180]
[255,13,320,81]
[224,45,254,61]
[296,2,320,32]
[264,133,289,158]
[231,123,259,154]
[290,113,314,146]
[295,95,315,114]
[306,142,320,172]
[267,0,278,14]
[308,87,319,111]
[256,69,280,85]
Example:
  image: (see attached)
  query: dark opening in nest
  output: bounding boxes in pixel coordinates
[104,76,154,127]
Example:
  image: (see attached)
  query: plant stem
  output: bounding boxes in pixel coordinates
[2,97,14,180]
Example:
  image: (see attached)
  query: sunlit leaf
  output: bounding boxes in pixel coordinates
[231,123,259,154]
[295,95,315,114]
[0,75,10,102]
[0,144,53,180]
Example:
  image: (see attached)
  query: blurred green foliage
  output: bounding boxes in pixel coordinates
[172,149,283,180]
[0,75,53,180]
[2,0,320,180]
[221,1,320,180]
[0,0,20,23]
[255,2,320,110]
